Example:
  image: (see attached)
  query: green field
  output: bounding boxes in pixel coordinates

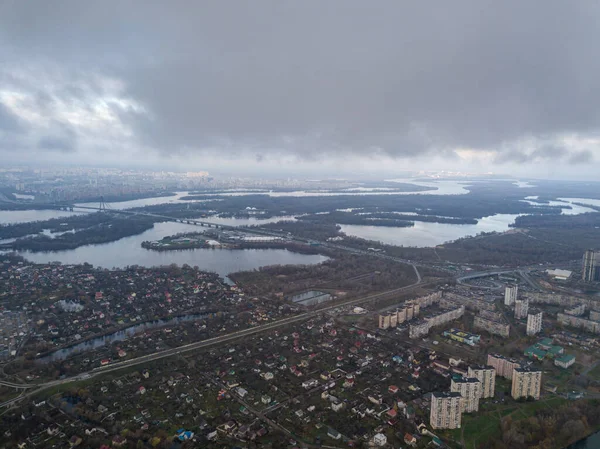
[459,397,567,449]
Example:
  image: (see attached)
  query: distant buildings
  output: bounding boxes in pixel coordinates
[468,366,496,398]
[430,392,462,429]
[526,310,543,336]
[504,284,518,306]
[487,353,521,380]
[474,311,510,337]
[514,298,529,320]
[583,249,600,282]
[450,378,481,413]
[511,367,542,400]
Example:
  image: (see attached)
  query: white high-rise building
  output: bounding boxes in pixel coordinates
[430,392,462,429]
[526,310,543,336]
[511,367,542,400]
[515,298,529,320]
[468,365,496,398]
[583,250,600,282]
[504,284,518,306]
[450,378,481,413]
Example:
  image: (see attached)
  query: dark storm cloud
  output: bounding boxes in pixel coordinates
[1,1,600,162]
[568,150,594,165]
[37,135,76,153]
[0,101,24,133]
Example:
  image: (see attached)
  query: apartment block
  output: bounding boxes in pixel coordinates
[473,311,510,337]
[378,314,391,330]
[515,298,529,320]
[443,293,496,312]
[408,320,429,339]
[504,284,518,306]
[557,313,600,334]
[468,365,496,398]
[430,392,462,429]
[487,353,521,380]
[511,367,542,400]
[583,249,600,282]
[565,304,586,317]
[450,378,481,413]
[526,310,543,336]
[409,306,465,339]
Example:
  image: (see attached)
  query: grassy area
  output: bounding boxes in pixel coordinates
[460,397,568,449]
[587,364,600,380]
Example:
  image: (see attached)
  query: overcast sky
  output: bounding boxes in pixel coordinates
[1,1,600,179]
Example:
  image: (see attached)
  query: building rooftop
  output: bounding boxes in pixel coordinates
[514,367,542,374]
[452,377,480,384]
[432,391,462,399]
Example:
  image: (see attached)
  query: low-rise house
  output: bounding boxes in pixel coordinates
[373,433,387,446]
[555,354,576,369]
[404,433,417,445]
[328,428,341,440]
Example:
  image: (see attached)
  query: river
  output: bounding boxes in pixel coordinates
[0,209,85,225]
[339,214,522,247]
[338,198,598,248]
[18,221,328,278]
[567,431,600,448]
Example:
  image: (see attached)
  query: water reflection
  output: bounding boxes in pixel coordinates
[0,209,85,225]
[19,222,328,278]
[339,214,521,247]
[39,313,212,363]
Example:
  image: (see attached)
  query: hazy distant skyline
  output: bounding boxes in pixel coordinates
[1,1,600,179]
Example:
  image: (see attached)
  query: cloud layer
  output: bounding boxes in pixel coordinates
[1,1,600,176]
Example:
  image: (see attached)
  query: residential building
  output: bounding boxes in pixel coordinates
[408,306,465,339]
[583,249,600,282]
[557,313,600,334]
[526,310,543,336]
[451,378,481,413]
[515,298,529,320]
[555,354,576,369]
[565,304,586,317]
[504,284,518,306]
[397,307,407,324]
[443,293,496,312]
[511,367,542,400]
[378,314,391,329]
[474,311,510,337]
[430,392,462,429]
[373,433,387,446]
[442,328,480,346]
[487,353,521,379]
[409,320,429,339]
[468,365,496,398]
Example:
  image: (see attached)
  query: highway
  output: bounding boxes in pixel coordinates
[0,278,430,408]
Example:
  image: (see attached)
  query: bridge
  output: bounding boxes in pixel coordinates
[22,198,425,281]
